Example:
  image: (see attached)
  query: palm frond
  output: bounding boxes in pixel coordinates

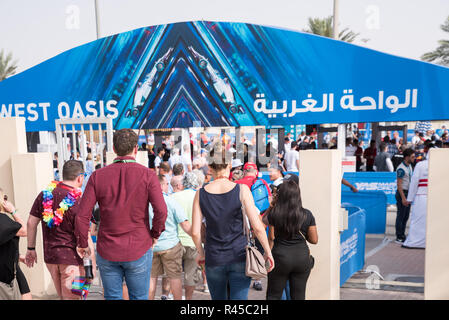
[0,49,19,81]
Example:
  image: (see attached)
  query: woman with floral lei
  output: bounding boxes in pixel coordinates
[25,160,96,300]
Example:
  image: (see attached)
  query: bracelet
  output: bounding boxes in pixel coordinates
[11,210,17,216]
[27,247,35,251]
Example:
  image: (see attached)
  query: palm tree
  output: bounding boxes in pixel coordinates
[303,16,364,43]
[0,49,18,81]
[421,16,449,66]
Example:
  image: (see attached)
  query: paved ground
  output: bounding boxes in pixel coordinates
[80,205,425,300]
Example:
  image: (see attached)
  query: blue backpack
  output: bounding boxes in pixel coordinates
[251,178,270,214]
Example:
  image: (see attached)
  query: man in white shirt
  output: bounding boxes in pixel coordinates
[181,144,192,173]
[411,131,421,145]
[284,141,300,172]
[283,137,291,153]
[168,147,183,169]
[345,138,357,157]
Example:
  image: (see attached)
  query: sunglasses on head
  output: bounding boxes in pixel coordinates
[78,172,88,178]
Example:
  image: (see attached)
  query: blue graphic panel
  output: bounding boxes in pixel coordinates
[1,21,449,132]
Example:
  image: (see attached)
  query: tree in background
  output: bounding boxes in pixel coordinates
[0,49,18,81]
[421,16,449,66]
[303,16,367,43]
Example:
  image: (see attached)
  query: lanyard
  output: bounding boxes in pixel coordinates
[113,159,137,164]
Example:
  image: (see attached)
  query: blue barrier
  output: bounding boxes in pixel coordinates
[343,172,397,205]
[341,191,387,234]
[340,204,366,286]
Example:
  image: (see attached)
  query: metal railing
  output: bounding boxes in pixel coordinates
[55,117,113,176]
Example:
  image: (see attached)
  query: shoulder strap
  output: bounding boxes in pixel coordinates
[239,184,251,243]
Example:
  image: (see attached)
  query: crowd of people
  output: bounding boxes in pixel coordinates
[2,124,443,301]
[343,128,444,250]
[0,128,318,301]
[343,128,449,172]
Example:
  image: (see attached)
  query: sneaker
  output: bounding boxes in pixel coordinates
[395,238,405,244]
[160,293,173,300]
[252,281,263,291]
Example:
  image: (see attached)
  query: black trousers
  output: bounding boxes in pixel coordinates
[266,241,312,300]
[395,190,411,240]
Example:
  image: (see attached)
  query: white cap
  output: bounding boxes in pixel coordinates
[231,158,244,168]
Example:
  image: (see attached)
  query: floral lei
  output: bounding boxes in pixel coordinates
[42,181,82,228]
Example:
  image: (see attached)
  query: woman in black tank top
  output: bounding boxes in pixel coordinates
[190,142,274,300]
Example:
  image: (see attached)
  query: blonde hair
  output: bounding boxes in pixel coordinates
[0,188,5,212]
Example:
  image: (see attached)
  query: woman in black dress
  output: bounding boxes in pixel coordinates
[0,189,32,300]
[263,180,318,300]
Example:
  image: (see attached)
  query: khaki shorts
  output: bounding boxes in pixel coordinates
[182,246,202,286]
[151,242,183,279]
[46,264,85,300]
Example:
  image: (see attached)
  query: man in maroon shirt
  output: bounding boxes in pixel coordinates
[363,140,377,172]
[75,129,167,300]
[25,160,96,300]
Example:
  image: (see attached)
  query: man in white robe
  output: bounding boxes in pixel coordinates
[402,144,433,249]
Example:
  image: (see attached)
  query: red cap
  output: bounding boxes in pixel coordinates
[243,162,258,171]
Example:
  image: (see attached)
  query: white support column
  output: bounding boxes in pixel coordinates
[425,148,449,299]
[0,117,27,204]
[55,123,64,177]
[0,117,56,298]
[11,152,56,298]
[98,123,104,167]
[300,149,342,300]
[71,124,77,158]
[89,124,95,157]
[106,151,116,165]
[136,151,149,167]
[63,124,69,161]
[338,124,346,152]
[106,117,113,152]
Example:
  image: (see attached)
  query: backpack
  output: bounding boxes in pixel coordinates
[251,178,270,214]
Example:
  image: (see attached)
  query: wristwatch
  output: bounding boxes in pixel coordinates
[27,247,36,251]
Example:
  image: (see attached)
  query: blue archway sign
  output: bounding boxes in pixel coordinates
[1,21,449,132]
